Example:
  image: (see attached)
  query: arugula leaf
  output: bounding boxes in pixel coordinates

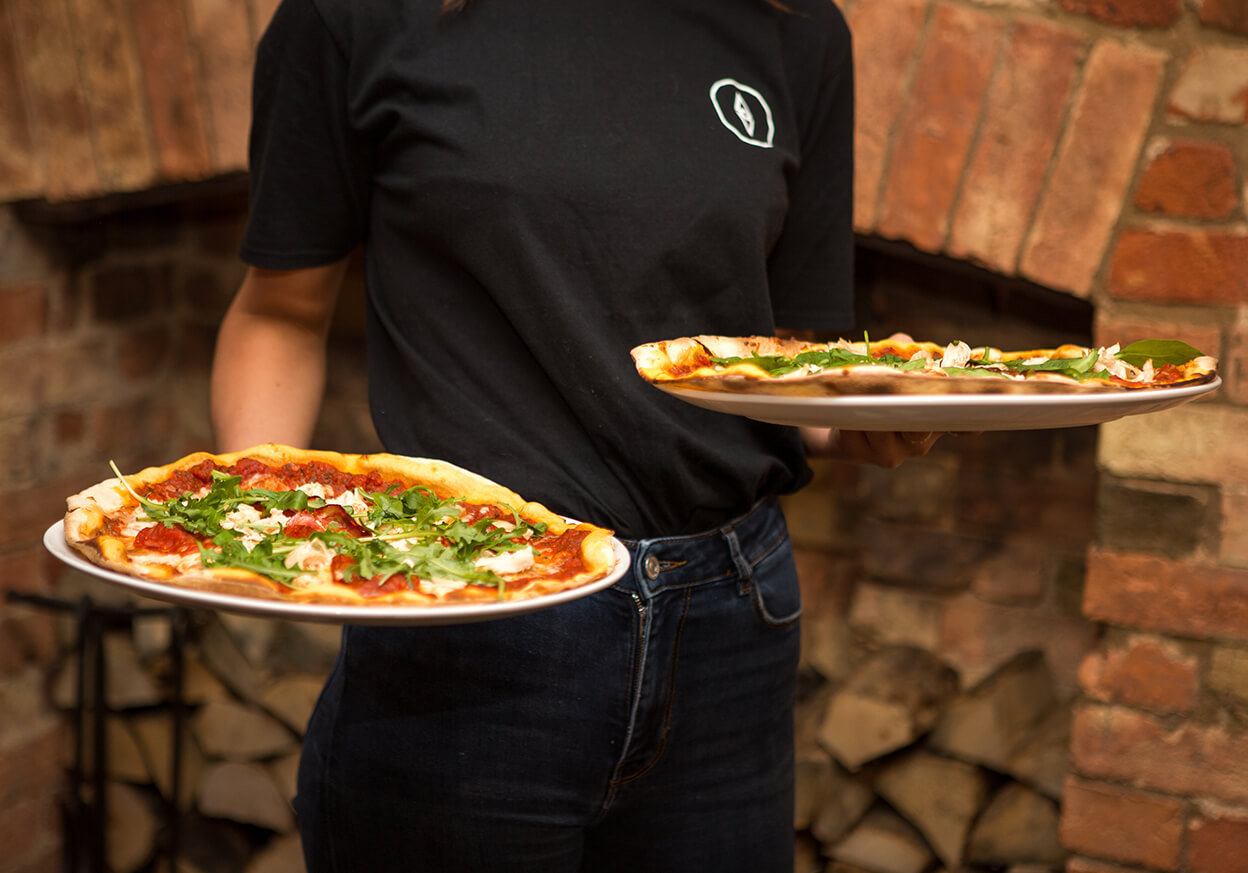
[1115,339,1205,368]
[199,535,305,586]
[1004,349,1100,377]
[938,366,1009,378]
[112,461,540,597]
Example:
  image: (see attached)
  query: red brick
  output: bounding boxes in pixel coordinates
[90,263,174,323]
[0,3,42,199]
[1071,703,1248,805]
[9,0,102,201]
[1058,0,1181,28]
[0,722,63,810]
[1077,636,1199,714]
[0,467,102,549]
[0,282,48,346]
[128,0,213,181]
[91,397,179,457]
[1085,548,1248,642]
[955,467,1098,552]
[948,19,1087,274]
[876,3,1004,253]
[1169,47,1248,124]
[0,546,56,605]
[54,411,86,446]
[3,847,62,873]
[187,0,254,170]
[793,547,856,616]
[66,0,156,192]
[1108,228,1248,306]
[1059,775,1184,870]
[117,325,173,381]
[0,416,44,490]
[1092,312,1221,363]
[847,0,929,233]
[1189,804,1248,873]
[0,350,43,426]
[1228,323,1248,407]
[0,795,61,870]
[1197,0,1248,36]
[1068,857,1147,873]
[1019,40,1165,297]
[970,540,1055,605]
[1223,488,1248,570]
[0,612,60,674]
[1134,139,1239,220]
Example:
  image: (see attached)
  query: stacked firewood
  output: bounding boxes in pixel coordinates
[46,567,1072,873]
[794,643,1070,873]
[46,582,340,873]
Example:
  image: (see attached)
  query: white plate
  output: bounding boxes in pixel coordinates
[659,377,1222,432]
[44,521,630,626]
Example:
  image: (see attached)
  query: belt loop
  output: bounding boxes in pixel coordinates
[721,525,754,594]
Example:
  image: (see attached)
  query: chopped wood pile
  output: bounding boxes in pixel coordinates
[795,645,1070,873]
[46,571,1073,873]
[47,597,340,873]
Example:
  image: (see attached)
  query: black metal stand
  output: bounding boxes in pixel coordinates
[6,592,189,873]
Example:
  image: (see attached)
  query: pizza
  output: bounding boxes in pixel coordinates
[631,333,1219,396]
[63,444,618,607]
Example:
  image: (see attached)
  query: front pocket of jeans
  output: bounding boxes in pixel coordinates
[748,535,802,627]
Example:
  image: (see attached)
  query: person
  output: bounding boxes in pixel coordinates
[210,0,938,870]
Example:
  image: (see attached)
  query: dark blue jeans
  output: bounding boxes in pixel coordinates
[295,498,802,872]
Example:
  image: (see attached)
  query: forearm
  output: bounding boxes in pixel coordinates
[210,261,349,452]
[211,308,328,451]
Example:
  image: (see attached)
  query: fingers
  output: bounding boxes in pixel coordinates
[820,430,982,467]
[831,430,941,468]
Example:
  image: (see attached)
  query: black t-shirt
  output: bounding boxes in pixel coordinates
[240,0,855,538]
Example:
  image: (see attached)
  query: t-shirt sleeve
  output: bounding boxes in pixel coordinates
[767,7,855,333]
[238,0,370,269]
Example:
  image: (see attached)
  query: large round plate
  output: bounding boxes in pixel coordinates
[659,377,1222,431]
[44,521,630,626]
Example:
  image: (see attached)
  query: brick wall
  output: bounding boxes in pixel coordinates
[0,0,281,203]
[0,191,374,871]
[0,0,1245,870]
[838,0,1248,869]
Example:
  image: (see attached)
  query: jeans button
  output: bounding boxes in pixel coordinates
[643,554,661,580]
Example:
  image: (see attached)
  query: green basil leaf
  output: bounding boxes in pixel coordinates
[1115,340,1205,368]
[939,367,1009,378]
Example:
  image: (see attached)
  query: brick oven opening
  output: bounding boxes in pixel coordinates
[853,236,1094,351]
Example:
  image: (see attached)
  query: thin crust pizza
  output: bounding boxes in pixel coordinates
[631,333,1219,397]
[64,444,618,606]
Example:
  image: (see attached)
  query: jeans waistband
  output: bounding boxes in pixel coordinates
[615,497,788,597]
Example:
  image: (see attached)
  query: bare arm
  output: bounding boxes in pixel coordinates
[210,257,353,452]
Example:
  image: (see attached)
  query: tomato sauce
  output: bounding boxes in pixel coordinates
[459,503,506,525]
[142,460,220,501]
[134,524,199,555]
[522,528,591,583]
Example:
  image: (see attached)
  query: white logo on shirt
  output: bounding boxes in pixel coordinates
[710,79,774,148]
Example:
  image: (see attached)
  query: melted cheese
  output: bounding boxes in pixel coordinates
[220,504,283,551]
[420,578,468,597]
[939,341,973,369]
[284,538,335,572]
[475,546,535,575]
